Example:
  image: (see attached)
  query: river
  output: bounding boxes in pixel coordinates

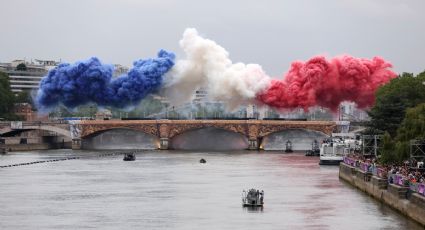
[0,150,422,230]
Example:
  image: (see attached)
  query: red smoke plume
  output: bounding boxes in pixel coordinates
[256,56,397,111]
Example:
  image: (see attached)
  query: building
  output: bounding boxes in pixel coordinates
[95,109,112,120]
[0,59,58,93]
[13,103,48,121]
[113,64,129,77]
[192,87,208,103]
[0,59,129,93]
[340,102,369,121]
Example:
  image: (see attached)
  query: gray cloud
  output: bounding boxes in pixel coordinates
[0,0,424,75]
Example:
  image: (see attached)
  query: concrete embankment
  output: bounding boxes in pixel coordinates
[339,163,425,226]
[0,142,72,152]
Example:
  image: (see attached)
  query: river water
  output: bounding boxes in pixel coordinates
[0,150,422,230]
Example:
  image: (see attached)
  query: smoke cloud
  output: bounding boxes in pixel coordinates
[36,50,175,110]
[256,56,397,111]
[35,28,396,113]
[162,28,271,110]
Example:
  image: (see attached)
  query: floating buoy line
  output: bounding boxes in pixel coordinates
[0,151,138,168]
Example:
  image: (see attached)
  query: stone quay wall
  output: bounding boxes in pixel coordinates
[339,163,425,226]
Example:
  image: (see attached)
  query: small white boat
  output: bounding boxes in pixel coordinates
[242,189,264,207]
[319,138,350,165]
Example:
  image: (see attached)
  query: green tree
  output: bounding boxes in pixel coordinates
[0,72,17,120]
[393,103,425,162]
[14,90,33,105]
[379,132,397,164]
[16,63,27,71]
[367,71,425,136]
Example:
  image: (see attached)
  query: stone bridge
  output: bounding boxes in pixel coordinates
[0,121,71,138]
[1,120,337,150]
[72,120,337,150]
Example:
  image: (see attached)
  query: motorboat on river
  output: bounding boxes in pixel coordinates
[319,138,350,165]
[242,189,264,207]
[123,153,136,161]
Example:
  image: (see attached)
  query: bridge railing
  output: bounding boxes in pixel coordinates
[343,156,425,197]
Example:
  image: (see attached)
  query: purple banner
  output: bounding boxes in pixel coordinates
[419,184,425,196]
[343,157,356,167]
[395,175,404,186]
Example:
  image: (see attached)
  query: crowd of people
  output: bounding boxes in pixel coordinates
[345,153,425,185]
[387,164,425,184]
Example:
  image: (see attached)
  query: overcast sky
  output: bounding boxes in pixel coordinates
[1,0,424,76]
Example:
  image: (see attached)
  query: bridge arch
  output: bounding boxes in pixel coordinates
[169,126,249,150]
[80,124,158,139]
[0,125,71,138]
[261,128,329,151]
[81,127,160,150]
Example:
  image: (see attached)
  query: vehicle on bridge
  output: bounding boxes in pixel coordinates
[242,189,264,207]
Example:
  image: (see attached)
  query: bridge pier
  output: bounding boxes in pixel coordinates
[71,139,81,150]
[159,138,169,150]
[248,139,259,150]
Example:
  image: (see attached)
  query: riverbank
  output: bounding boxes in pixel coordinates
[339,163,425,226]
[0,142,72,152]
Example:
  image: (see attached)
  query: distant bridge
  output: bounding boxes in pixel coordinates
[1,120,337,150]
[0,121,71,138]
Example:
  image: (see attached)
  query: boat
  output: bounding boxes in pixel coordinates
[123,153,136,161]
[319,138,350,165]
[242,189,264,207]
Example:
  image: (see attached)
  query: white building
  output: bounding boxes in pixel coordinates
[113,64,129,77]
[0,59,129,94]
[0,59,58,93]
[340,102,369,121]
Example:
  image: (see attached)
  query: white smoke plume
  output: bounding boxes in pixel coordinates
[162,28,272,110]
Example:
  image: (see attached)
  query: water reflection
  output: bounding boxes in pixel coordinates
[243,206,264,213]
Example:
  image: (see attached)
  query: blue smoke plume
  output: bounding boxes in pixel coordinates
[36,50,175,110]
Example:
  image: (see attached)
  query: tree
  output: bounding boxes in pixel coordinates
[15,90,33,105]
[393,103,425,162]
[379,132,397,164]
[16,63,27,71]
[0,72,17,120]
[367,71,425,136]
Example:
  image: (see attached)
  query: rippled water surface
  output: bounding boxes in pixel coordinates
[0,150,422,230]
